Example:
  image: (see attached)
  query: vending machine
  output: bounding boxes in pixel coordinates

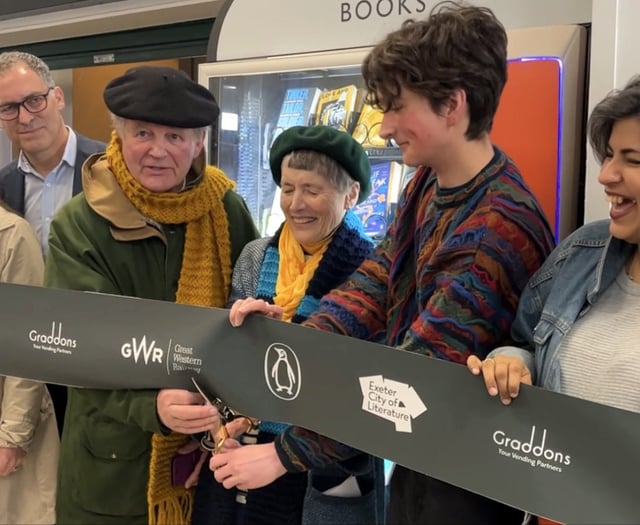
[200,0,590,240]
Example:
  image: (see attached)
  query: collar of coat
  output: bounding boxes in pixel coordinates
[81,151,205,243]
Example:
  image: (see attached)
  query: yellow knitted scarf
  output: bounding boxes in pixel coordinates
[274,222,330,322]
[107,131,234,525]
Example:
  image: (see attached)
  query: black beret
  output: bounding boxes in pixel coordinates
[269,126,371,204]
[103,66,219,128]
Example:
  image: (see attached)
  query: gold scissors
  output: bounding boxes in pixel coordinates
[191,377,258,453]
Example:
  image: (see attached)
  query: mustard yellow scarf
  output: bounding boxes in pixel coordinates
[107,131,234,525]
[274,222,330,322]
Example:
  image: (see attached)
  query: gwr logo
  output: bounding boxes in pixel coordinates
[121,336,164,365]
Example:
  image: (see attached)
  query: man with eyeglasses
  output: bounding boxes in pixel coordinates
[0,51,105,436]
[0,51,104,257]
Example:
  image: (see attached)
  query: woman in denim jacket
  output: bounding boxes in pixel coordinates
[468,76,640,411]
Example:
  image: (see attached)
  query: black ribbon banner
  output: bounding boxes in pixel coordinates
[1,282,637,523]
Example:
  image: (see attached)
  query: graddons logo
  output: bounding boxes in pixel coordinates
[264,343,301,401]
[121,336,164,365]
[29,322,77,354]
[493,425,571,473]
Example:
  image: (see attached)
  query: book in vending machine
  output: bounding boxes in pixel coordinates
[200,50,406,239]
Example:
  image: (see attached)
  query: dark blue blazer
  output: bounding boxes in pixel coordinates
[0,132,105,215]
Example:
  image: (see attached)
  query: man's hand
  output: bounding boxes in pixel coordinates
[467,355,532,405]
[156,389,220,434]
[209,442,287,490]
[229,298,283,327]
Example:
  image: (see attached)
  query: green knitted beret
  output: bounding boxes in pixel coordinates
[269,125,371,203]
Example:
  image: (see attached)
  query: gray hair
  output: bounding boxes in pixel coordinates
[109,112,207,140]
[0,51,55,87]
[281,150,359,195]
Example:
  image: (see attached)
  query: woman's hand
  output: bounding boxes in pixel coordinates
[0,446,25,477]
[209,442,287,490]
[467,355,532,405]
[229,298,284,327]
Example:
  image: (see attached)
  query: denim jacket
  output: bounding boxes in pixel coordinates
[491,219,635,391]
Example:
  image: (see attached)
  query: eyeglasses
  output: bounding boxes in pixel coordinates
[0,87,55,121]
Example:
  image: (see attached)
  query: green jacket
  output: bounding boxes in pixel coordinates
[46,153,258,524]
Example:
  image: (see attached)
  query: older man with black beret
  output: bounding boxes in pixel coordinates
[45,65,259,525]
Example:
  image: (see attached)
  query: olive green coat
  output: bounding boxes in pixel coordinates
[45,154,258,524]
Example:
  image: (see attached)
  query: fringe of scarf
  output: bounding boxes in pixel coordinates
[106,131,234,525]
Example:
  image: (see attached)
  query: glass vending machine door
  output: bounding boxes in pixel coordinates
[200,50,406,239]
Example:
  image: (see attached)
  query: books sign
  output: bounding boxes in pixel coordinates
[211,0,591,61]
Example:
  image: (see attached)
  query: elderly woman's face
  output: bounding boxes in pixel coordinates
[280,165,356,246]
[120,120,204,193]
[598,117,640,244]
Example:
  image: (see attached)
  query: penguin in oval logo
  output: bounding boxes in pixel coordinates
[264,343,301,400]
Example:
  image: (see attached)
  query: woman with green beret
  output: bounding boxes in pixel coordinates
[191,125,383,525]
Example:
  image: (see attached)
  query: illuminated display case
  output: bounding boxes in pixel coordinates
[200,49,406,238]
[200,24,587,241]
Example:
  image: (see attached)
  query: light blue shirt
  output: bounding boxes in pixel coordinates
[19,127,77,257]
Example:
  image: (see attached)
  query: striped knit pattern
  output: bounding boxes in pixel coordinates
[256,210,373,324]
[278,147,556,472]
[558,270,640,412]
[307,147,554,362]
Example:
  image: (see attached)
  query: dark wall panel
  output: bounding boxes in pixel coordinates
[0,0,125,21]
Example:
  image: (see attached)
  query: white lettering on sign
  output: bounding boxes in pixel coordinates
[359,374,427,432]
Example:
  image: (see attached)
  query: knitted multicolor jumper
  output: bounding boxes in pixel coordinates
[274,146,556,471]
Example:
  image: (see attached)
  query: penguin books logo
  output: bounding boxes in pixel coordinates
[264,343,301,401]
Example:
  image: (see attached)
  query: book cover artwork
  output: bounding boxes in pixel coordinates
[314,85,359,131]
[273,87,322,139]
[354,161,403,239]
[352,103,386,147]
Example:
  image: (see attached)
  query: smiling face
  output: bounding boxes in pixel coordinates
[119,120,204,193]
[597,117,640,244]
[0,63,66,157]
[378,87,452,169]
[280,165,357,246]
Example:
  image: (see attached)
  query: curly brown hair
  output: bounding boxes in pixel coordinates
[361,1,507,140]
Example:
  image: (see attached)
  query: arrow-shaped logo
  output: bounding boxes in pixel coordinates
[359,374,427,432]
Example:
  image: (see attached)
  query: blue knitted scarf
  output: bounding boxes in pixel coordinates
[255,210,373,324]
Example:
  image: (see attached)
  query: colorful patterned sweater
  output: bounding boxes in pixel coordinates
[275,146,556,471]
